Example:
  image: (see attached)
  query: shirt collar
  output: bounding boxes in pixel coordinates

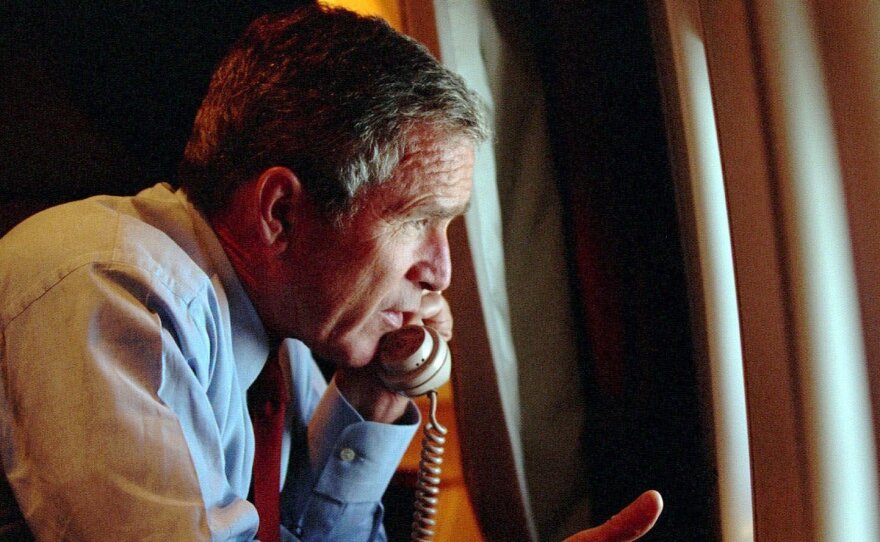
[174,187,270,390]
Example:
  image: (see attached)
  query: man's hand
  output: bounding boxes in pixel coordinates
[406,290,452,340]
[335,291,452,423]
[563,491,663,542]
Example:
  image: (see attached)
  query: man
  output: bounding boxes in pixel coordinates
[0,5,660,541]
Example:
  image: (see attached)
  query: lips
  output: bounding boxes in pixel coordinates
[381,310,404,329]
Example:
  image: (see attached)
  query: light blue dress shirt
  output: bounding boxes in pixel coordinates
[0,183,418,541]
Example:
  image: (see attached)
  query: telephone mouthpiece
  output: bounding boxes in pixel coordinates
[378,325,451,396]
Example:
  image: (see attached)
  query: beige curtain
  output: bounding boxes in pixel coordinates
[434,1,589,540]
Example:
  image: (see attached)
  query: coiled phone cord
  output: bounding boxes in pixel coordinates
[411,390,448,542]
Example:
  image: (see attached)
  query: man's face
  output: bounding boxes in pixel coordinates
[284,129,475,367]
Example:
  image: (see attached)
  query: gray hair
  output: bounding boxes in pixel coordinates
[178,4,489,221]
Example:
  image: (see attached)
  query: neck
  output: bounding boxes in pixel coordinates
[211,215,284,342]
[213,218,259,290]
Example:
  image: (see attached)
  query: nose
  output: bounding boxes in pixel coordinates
[406,230,452,292]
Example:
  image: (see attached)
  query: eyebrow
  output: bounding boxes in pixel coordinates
[416,199,471,221]
[437,200,471,218]
[388,196,472,222]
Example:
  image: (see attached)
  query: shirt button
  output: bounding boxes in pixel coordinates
[339,447,357,461]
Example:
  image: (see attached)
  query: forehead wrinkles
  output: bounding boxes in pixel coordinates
[393,133,473,205]
[395,132,472,190]
[358,132,473,219]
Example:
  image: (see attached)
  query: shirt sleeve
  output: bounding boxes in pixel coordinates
[277,340,420,542]
[0,262,258,541]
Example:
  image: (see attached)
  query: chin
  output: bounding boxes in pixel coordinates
[346,339,381,368]
[312,320,385,369]
[319,334,379,369]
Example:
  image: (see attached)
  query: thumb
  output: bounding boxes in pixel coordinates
[562,491,663,542]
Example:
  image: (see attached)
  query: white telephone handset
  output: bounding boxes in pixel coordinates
[377,325,451,542]
[377,325,451,396]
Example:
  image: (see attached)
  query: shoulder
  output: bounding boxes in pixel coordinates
[0,185,213,328]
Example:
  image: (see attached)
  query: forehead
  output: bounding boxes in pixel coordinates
[366,130,476,217]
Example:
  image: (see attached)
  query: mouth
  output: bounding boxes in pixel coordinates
[380,310,404,329]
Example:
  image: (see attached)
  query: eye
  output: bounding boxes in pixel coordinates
[408,218,431,230]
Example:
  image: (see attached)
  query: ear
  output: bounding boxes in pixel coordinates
[255,166,302,253]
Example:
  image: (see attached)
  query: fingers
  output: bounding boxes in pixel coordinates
[334,367,410,423]
[562,491,663,542]
[405,291,453,340]
[601,490,663,540]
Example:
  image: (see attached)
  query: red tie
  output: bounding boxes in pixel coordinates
[248,353,288,542]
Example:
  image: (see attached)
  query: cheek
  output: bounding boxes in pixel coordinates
[359,244,412,295]
[316,226,421,327]
[379,237,420,282]
[346,242,417,315]
[324,243,394,310]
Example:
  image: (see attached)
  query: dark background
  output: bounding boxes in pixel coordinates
[527,2,715,540]
[1,1,295,209]
[1,2,714,540]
